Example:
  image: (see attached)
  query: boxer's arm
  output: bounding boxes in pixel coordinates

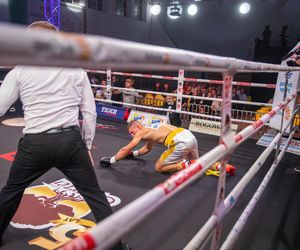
[114,132,143,161]
[135,141,154,156]
[123,141,153,159]
[100,132,144,167]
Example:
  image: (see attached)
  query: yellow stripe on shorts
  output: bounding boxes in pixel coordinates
[160,127,185,163]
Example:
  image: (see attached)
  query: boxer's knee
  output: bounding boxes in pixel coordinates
[155,161,164,172]
[155,164,163,172]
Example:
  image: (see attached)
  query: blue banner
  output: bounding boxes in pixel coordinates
[96,102,128,121]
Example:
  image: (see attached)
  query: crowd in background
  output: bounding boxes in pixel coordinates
[89,73,254,123]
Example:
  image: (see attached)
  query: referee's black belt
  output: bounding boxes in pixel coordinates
[43,126,79,134]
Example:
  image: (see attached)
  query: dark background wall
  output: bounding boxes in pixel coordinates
[153,0,300,60]
[85,0,300,60]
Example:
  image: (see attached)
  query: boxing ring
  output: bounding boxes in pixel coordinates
[0,22,300,250]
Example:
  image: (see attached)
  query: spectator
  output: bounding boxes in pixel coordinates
[90,75,99,85]
[262,25,272,47]
[95,79,109,99]
[211,94,222,115]
[238,88,247,101]
[211,88,217,98]
[238,88,247,110]
[232,88,240,110]
[182,85,192,111]
[280,25,289,47]
[162,95,182,127]
[199,86,207,106]
[203,92,213,113]
[199,105,206,114]
[196,84,201,94]
[189,87,200,112]
[111,75,123,106]
[162,83,171,93]
[122,78,141,107]
[153,82,162,92]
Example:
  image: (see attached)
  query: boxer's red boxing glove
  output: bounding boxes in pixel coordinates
[211,162,236,176]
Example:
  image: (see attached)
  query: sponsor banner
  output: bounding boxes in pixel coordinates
[257,133,300,156]
[96,102,128,121]
[127,110,168,126]
[189,118,238,136]
[270,41,300,133]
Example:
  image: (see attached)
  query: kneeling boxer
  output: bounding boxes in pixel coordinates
[100,120,235,175]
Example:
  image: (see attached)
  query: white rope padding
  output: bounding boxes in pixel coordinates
[1,23,300,73]
[184,108,299,250]
[86,69,277,89]
[60,94,295,250]
[0,66,277,89]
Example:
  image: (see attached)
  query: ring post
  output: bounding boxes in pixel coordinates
[210,71,235,250]
[106,69,112,100]
[176,69,184,113]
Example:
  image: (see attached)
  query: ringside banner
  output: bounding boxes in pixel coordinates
[189,118,238,136]
[96,103,128,121]
[257,133,300,155]
[127,110,168,126]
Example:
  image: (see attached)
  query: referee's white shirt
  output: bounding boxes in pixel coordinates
[0,66,96,150]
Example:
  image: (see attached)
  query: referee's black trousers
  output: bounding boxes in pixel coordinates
[0,129,116,246]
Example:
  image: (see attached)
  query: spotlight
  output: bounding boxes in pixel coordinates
[167,1,183,19]
[151,4,161,16]
[187,4,198,16]
[239,2,251,15]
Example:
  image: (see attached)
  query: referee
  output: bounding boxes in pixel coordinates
[0,21,125,249]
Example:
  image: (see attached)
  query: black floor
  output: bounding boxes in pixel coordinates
[0,117,300,250]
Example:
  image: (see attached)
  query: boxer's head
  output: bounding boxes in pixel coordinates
[127,120,143,137]
[28,21,58,32]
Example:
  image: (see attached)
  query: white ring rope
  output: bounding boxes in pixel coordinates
[92,84,273,107]
[220,129,296,250]
[86,69,277,89]
[184,108,299,250]
[1,23,300,73]
[60,94,296,250]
